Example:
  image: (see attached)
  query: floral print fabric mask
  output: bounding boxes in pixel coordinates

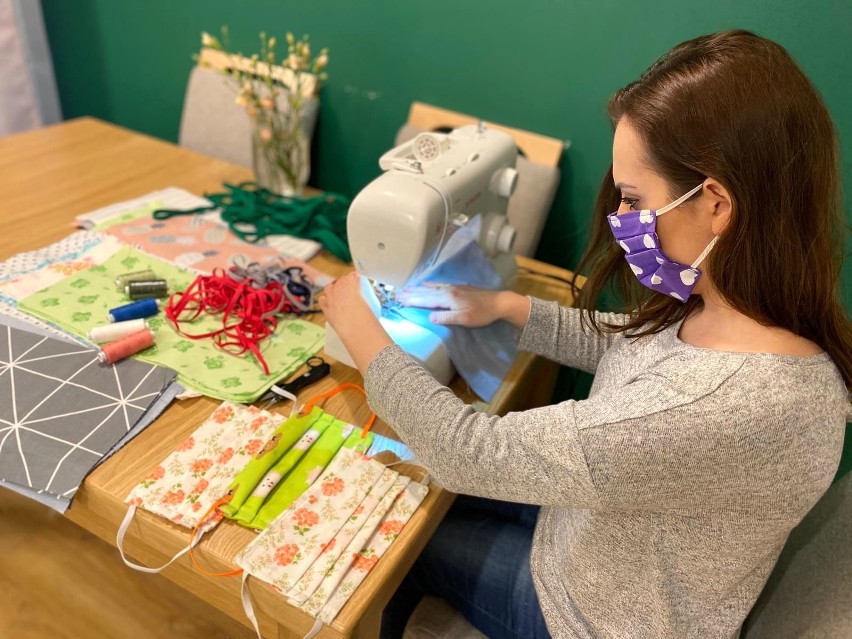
[117,402,283,573]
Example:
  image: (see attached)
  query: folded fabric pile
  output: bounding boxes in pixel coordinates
[0,318,178,513]
[121,400,427,633]
[18,246,324,402]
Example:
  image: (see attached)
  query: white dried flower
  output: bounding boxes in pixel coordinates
[201,32,221,49]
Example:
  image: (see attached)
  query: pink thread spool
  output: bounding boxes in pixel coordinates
[98,329,155,364]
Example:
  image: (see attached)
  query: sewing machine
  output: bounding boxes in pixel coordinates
[325,123,519,383]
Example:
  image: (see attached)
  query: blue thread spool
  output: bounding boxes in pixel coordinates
[108,298,160,323]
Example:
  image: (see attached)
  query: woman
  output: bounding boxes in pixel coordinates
[320,30,852,638]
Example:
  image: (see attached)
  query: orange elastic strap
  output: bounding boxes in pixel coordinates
[300,383,377,438]
[188,495,243,578]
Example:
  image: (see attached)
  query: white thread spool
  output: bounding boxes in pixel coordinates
[88,319,149,343]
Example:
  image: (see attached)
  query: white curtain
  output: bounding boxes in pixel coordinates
[0,0,61,136]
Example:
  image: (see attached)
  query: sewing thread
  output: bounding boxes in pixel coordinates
[108,298,160,322]
[98,329,155,364]
[126,280,169,299]
[115,269,157,292]
[88,319,148,343]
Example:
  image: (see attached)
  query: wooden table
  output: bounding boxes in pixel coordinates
[0,118,578,638]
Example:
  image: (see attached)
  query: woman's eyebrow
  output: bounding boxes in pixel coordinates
[614,182,638,190]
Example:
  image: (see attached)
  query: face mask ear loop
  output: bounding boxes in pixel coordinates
[302,619,325,639]
[241,572,263,639]
[382,458,431,485]
[188,495,244,577]
[300,383,378,438]
[655,182,705,216]
[116,504,205,574]
[690,235,720,269]
[263,386,300,417]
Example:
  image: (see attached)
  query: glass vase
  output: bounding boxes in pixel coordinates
[251,112,310,197]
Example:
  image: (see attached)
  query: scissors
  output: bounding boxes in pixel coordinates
[258,356,331,405]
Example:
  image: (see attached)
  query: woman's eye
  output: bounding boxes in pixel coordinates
[620,197,639,208]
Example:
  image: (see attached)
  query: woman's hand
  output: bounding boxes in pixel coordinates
[318,272,393,374]
[397,284,531,330]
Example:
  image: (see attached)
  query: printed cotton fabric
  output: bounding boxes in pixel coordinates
[74,187,322,260]
[235,445,429,625]
[18,246,324,402]
[0,235,122,302]
[125,402,283,529]
[105,214,288,274]
[234,447,388,592]
[0,321,176,501]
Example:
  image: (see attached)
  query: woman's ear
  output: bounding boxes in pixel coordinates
[703,178,733,235]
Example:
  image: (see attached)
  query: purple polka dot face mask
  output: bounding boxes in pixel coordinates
[608,183,718,302]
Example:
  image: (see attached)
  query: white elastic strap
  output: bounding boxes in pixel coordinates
[268,386,300,417]
[241,572,263,639]
[656,182,705,216]
[382,459,431,485]
[116,505,203,574]
[690,235,719,269]
[302,619,324,639]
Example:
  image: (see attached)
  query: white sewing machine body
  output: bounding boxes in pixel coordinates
[325,124,519,383]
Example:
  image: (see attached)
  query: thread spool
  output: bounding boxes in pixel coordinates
[125,280,169,299]
[115,269,157,292]
[98,329,155,364]
[88,319,148,343]
[108,298,160,322]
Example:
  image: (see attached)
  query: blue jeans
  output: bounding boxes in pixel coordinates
[381,495,552,639]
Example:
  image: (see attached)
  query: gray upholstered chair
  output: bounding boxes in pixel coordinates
[741,471,852,638]
[178,56,319,170]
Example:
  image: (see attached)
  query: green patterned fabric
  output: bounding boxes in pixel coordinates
[18,246,324,402]
[221,407,325,518]
[230,412,335,526]
[90,201,165,232]
[246,420,374,530]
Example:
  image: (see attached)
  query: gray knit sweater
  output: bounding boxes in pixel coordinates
[364,297,850,638]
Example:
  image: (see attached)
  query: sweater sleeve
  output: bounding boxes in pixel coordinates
[362,344,796,510]
[519,297,629,374]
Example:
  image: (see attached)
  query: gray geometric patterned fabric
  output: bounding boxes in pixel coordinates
[0,323,176,499]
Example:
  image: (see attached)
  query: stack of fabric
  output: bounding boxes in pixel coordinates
[122,400,428,634]
[0,316,178,513]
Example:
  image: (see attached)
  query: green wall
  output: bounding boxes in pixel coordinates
[40,0,852,288]
[41,0,851,476]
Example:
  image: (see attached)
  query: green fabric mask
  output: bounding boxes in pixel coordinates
[227,411,335,526]
[220,407,325,518]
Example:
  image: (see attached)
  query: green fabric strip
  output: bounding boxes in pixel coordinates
[220,407,324,517]
[245,420,374,530]
[231,412,336,526]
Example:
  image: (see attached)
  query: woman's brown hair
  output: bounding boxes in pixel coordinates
[573,29,852,389]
